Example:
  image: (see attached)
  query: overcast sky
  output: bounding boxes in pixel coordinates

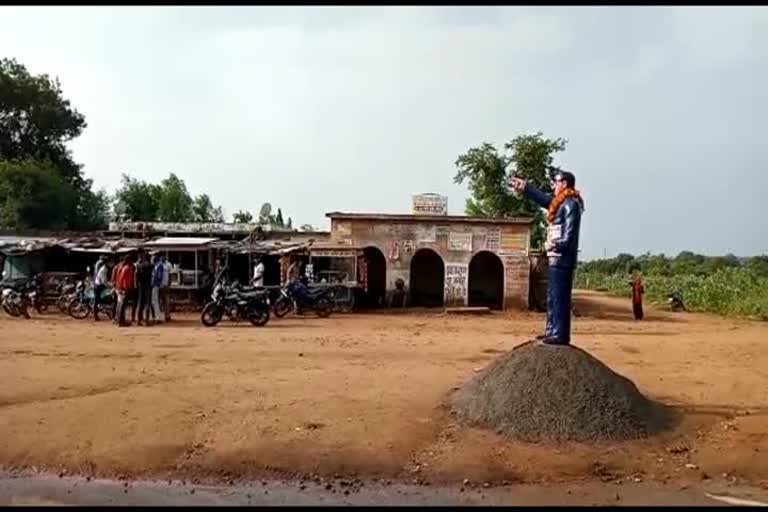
[1,6,766,259]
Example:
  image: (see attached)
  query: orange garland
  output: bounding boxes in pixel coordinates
[547,188,583,224]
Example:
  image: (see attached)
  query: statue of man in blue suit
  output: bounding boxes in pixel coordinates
[510,168,584,345]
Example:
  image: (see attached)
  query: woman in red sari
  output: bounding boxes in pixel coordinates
[630,272,644,320]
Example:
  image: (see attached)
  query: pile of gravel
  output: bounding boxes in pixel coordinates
[449,341,671,442]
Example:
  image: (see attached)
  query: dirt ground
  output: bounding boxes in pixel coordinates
[1,290,767,490]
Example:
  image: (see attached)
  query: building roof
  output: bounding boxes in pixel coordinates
[309,241,362,250]
[106,221,295,235]
[325,212,534,225]
[143,237,219,248]
[0,236,144,256]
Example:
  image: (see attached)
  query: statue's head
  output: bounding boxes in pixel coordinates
[551,167,576,195]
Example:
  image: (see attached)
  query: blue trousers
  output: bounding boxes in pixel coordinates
[545,265,575,345]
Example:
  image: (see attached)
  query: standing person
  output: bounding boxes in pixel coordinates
[213,256,228,286]
[93,255,110,321]
[150,253,164,324]
[510,169,584,346]
[287,257,302,285]
[123,254,140,325]
[135,251,154,326]
[115,254,135,327]
[111,257,124,323]
[161,255,172,322]
[252,257,265,287]
[199,266,214,305]
[630,272,644,320]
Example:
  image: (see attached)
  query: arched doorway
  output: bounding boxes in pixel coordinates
[362,246,387,308]
[468,251,504,310]
[410,249,445,308]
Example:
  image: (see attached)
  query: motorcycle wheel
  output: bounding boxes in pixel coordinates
[100,303,115,320]
[314,297,332,318]
[20,301,31,319]
[68,298,92,320]
[3,302,19,317]
[201,302,223,327]
[273,297,292,318]
[249,308,270,327]
[57,297,69,315]
[35,301,47,314]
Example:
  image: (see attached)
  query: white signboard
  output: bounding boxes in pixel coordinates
[444,264,468,305]
[448,232,473,252]
[486,228,501,251]
[412,194,448,216]
[415,226,437,243]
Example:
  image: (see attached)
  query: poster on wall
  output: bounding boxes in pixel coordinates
[448,232,473,252]
[444,264,468,306]
[335,221,352,237]
[415,226,437,244]
[499,232,528,254]
[388,241,400,260]
[485,228,501,251]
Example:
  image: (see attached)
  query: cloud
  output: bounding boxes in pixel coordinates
[1,6,765,256]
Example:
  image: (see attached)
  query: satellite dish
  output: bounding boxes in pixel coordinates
[259,202,272,219]
[114,201,127,216]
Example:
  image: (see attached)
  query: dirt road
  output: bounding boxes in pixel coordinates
[1,291,767,491]
[5,472,767,506]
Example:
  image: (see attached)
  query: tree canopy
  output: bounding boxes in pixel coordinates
[0,57,109,229]
[454,132,567,248]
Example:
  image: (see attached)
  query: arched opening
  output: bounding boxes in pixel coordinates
[410,249,445,308]
[361,246,387,308]
[468,251,504,310]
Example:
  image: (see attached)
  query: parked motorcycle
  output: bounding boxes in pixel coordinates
[67,281,114,320]
[268,286,293,318]
[56,278,78,315]
[284,281,333,318]
[24,275,47,314]
[201,281,270,327]
[1,285,29,318]
[667,291,686,312]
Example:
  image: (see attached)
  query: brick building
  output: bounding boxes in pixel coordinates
[325,212,534,310]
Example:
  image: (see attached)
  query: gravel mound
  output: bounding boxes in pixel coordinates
[449,340,671,442]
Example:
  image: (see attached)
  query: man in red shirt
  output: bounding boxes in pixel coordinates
[115,254,136,327]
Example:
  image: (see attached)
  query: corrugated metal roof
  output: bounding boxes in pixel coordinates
[143,237,219,247]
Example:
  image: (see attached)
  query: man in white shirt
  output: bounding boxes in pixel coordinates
[93,255,110,321]
[252,257,265,288]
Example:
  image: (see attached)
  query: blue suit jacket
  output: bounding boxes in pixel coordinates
[524,184,583,269]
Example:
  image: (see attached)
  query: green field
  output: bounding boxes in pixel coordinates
[575,254,768,321]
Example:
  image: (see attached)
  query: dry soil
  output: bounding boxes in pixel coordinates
[1,291,766,489]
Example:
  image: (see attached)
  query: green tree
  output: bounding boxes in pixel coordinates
[299,223,315,232]
[232,210,253,224]
[0,58,84,183]
[0,57,107,228]
[274,208,284,227]
[157,173,193,222]
[0,159,72,229]
[74,184,110,230]
[454,132,567,248]
[286,217,293,230]
[113,173,162,221]
[192,193,224,223]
